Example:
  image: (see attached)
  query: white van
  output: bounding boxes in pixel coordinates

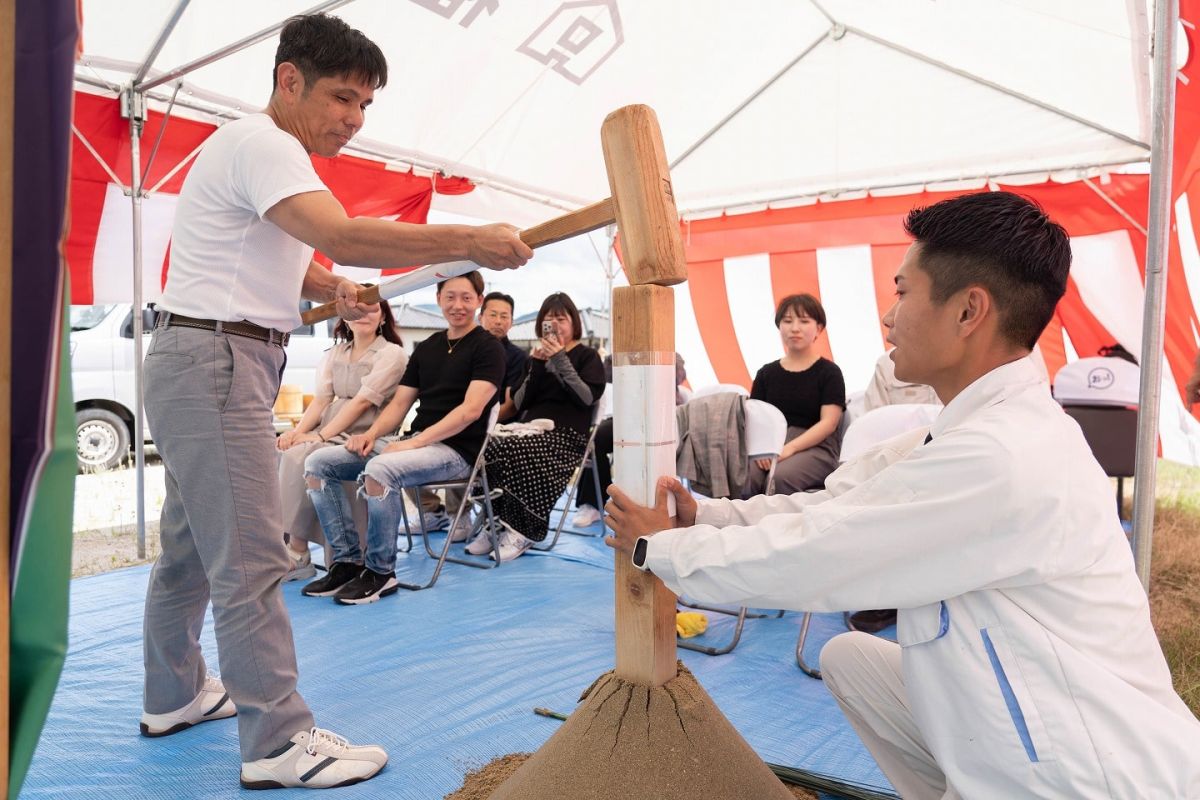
[70,302,444,470]
[69,303,337,470]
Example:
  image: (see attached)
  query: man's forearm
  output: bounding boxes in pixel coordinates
[409,405,481,445]
[301,260,344,302]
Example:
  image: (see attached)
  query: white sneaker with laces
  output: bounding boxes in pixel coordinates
[240,727,388,790]
[465,524,496,556]
[140,673,237,737]
[572,504,602,528]
[449,511,476,543]
[491,523,533,563]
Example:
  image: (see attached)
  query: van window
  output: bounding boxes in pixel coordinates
[70,305,115,331]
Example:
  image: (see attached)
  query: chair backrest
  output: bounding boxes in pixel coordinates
[593,384,613,423]
[743,399,787,458]
[844,389,867,427]
[1062,404,1138,477]
[839,403,941,463]
[690,382,750,401]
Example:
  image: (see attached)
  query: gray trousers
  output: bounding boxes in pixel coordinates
[142,325,313,761]
[744,424,841,495]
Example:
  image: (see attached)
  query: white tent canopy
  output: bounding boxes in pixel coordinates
[77,0,1155,225]
[73,0,1180,586]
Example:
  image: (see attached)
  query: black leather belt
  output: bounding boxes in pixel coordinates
[157,311,290,347]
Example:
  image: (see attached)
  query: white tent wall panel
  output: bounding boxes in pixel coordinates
[722,252,776,381]
[815,244,882,395]
[92,184,176,304]
[1069,230,1147,353]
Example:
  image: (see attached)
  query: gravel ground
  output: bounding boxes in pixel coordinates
[72,459,166,578]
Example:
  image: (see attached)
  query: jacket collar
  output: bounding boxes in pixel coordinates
[930,357,1043,439]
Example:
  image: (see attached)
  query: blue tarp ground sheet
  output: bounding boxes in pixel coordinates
[23,516,894,799]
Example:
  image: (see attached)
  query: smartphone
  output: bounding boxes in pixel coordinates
[541,320,557,342]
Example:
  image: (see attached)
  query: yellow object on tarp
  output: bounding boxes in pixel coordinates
[675,611,708,638]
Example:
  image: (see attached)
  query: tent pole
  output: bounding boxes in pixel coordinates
[136,0,357,93]
[122,88,148,561]
[1132,0,1179,591]
[132,0,192,86]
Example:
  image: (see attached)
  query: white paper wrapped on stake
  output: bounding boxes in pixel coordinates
[612,363,677,518]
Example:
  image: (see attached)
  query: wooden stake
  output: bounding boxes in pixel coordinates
[601,105,689,688]
[610,286,678,687]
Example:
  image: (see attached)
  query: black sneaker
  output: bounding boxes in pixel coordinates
[301,561,363,597]
[848,609,897,634]
[333,568,399,605]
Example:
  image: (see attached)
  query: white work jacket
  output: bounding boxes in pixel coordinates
[645,358,1200,798]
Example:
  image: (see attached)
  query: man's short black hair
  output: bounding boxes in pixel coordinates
[273,14,387,94]
[481,291,515,315]
[436,271,484,297]
[904,192,1071,350]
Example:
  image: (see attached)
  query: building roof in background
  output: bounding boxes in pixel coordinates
[391,303,448,330]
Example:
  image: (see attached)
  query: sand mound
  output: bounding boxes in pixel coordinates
[490,663,793,800]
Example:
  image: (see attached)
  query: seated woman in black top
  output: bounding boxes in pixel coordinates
[467,292,606,561]
[745,293,846,495]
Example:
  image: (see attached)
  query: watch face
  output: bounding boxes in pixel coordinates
[633,537,648,568]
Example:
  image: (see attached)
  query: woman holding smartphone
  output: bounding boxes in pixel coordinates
[465,292,606,561]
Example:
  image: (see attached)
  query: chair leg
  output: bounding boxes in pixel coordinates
[795,612,822,679]
[679,606,749,656]
[678,597,784,621]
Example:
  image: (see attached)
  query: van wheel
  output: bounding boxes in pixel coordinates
[76,408,130,472]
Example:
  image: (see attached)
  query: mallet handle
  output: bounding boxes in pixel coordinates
[299,198,614,325]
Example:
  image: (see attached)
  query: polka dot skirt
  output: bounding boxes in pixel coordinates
[483,427,587,542]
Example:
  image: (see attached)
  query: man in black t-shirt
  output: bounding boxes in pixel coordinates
[302,272,504,605]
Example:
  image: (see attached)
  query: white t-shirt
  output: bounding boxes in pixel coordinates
[158,114,329,332]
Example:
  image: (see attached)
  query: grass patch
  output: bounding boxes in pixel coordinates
[1144,462,1200,716]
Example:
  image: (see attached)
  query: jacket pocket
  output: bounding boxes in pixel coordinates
[980,626,1054,764]
[897,600,949,647]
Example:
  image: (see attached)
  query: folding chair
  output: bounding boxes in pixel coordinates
[795,407,923,678]
[679,397,787,655]
[394,404,502,591]
[538,386,612,551]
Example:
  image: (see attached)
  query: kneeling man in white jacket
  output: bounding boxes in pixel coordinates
[605,190,1200,799]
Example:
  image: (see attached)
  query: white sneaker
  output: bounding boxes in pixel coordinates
[240,727,388,790]
[421,507,451,532]
[491,523,533,563]
[448,511,475,543]
[572,504,602,528]
[140,674,237,737]
[465,524,496,556]
[284,548,317,582]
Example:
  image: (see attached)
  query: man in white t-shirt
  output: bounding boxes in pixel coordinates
[139,14,531,790]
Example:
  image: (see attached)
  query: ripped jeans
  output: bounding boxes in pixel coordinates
[303,438,470,574]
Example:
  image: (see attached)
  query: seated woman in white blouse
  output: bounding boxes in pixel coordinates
[275,299,407,580]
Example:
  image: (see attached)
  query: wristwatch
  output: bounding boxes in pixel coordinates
[632,537,651,571]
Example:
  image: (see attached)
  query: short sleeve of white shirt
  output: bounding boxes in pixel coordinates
[158,114,330,332]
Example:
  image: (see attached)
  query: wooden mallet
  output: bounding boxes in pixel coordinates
[299,198,615,325]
